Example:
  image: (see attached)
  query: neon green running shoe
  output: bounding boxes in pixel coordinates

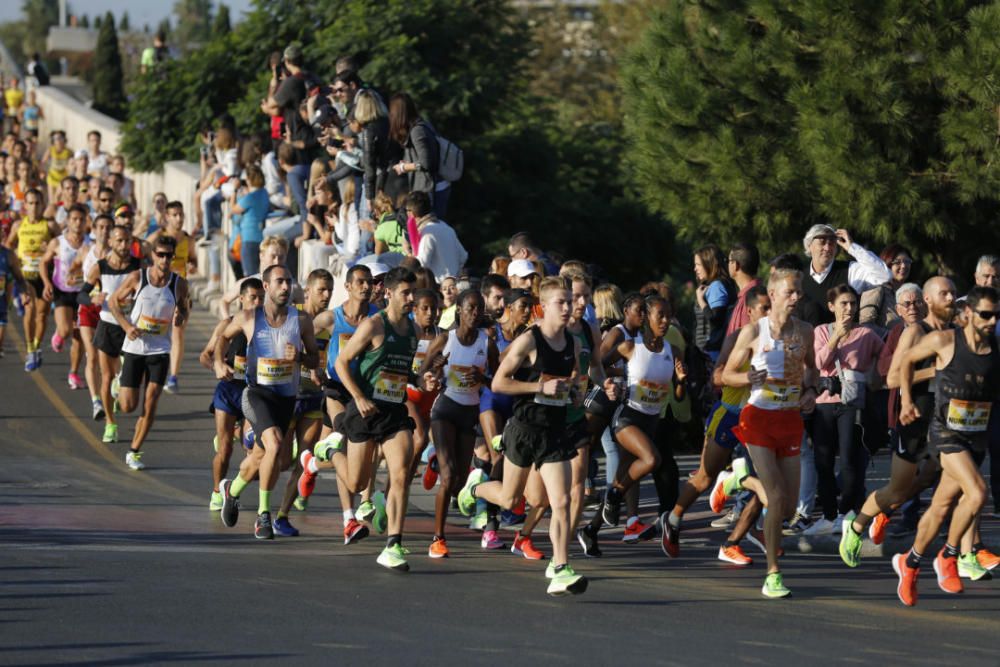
[490,435,503,452]
[314,433,344,461]
[357,500,376,523]
[547,564,588,596]
[293,496,309,512]
[723,457,748,495]
[545,561,557,580]
[761,571,791,598]
[210,491,223,511]
[958,552,991,581]
[457,468,487,516]
[470,506,488,531]
[213,435,219,453]
[102,423,118,443]
[839,511,862,568]
[377,543,410,572]
[372,491,388,534]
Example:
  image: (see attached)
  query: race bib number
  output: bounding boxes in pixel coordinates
[946,399,991,432]
[257,357,294,386]
[634,379,671,410]
[534,374,570,406]
[373,370,407,403]
[760,379,801,406]
[412,349,428,374]
[137,314,168,336]
[21,250,42,277]
[447,364,480,395]
[233,355,247,381]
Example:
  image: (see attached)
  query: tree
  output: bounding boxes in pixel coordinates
[212,3,231,34]
[20,0,58,57]
[80,15,90,28]
[621,0,1000,275]
[92,12,127,120]
[157,17,172,39]
[172,0,214,49]
[94,14,102,29]
[120,11,131,32]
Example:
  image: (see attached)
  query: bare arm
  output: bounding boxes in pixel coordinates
[713,330,741,388]
[173,277,190,327]
[109,271,141,338]
[214,312,250,380]
[38,238,58,299]
[721,324,760,388]
[491,331,562,396]
[334,315,383,417]
[899,330,952,424]
[298,311,320,370]
[200,318,229,370]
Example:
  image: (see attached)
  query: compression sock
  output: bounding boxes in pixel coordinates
[906,549,923,569]
[229,475,248,498]
[258,489,271,515]
[942,543,959,559]
[386,534,401,548]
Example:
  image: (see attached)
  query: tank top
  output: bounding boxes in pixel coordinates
[82,243,102,280]
[443,329,489,405]
[747,317,807,411]
[225,330,249,383]
[122,269,178,356]
[325,302,379,382]
[169,234,190,278]
[566,322,594,422]
[0,249,9,299]
[16,217,51,279]
[512,326,576,429]
[246,305,302,398]
[625,335,676,415]
[11,182,28,213]
[720,357,751,409]
[52,235,85,292]
[299,316,331,396]
[356,311,418,403]
[933,330,999,435]
[47,146,71,184]
[98,257,141,325]
[494,322,516,355]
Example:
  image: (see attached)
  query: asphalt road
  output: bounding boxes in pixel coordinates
[1,303,999,666]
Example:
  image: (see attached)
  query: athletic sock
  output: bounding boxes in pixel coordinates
[277,511,287,519]
[667,511,681,529]
[386,534,401,548]
[724,539,738,548]
[852,512,872,535]
[91,394,100,402]
[942,543,959,559]
[906,548,923,569]
[553,563,567,574]
[230,475,248,498]
[258,489,270,515]
[343,509,354,526]
[305,456,319,474]
[972,542,986,554]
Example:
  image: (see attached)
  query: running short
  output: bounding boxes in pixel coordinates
[407,384,436,422]
[340,398,415,444]
[241,386,296,442]
[26,277,44,300]
[732,404,803,458]
[52,286,79,309]
[430,393,480,431]
[120,352,170,388]
[324,379,352,406]
[704,400,741,450]
[211,380,245,418]
[93,320,126,356]
[563,417,590,450]
[78,303,101,328]
[584,384,619,420]
[612,404,660,437]
[479,386,514,419]
[893,420,931,464]
[502,417,576,470]
[0,293,6,326]
[295,393,325,420]
[929,417,989,459]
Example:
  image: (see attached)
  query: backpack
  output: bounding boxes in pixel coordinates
[437,135,464,183]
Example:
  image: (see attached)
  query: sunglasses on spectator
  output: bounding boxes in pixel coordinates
[154,251,174,259]
[975,309,999,320]
[898,300,920,309]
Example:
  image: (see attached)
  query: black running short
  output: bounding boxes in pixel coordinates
[322,380,353,428]
[242,386,296,443]
[120,352,169,388]
[52,285,80,309]
[612,404,661,437]
[502,417,576,470]
[930,417,989,461]
[93,320,126,357]
[430,394,480,431]
[584,384,619,421]
[563,418,591,450]
[340,398,415,444]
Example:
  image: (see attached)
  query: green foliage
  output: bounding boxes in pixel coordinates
[157,18,172,39]
[621,0,1000,274]
[80,15,90,28]
[212,4,231,34]
[172,0,214,49]
[120,11,131,33]
[92,12,127,120]
[19,0,57,56]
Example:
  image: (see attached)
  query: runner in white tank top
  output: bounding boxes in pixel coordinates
[39,205,89,386]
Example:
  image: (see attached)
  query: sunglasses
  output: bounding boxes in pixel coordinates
[332,87,348,93]
[899,300,920,309]
[975,309,1000,321]
[154,251,174,259]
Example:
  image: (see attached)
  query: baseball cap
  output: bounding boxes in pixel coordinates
[803,224,836,252]
[363,261,389,278]
[507,259,538,278]
[504,288,532,306]
[114,204,134,218]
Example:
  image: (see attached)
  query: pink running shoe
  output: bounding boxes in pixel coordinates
[51,333,65,353]
[67,373,84,390]
[481,529,505,550]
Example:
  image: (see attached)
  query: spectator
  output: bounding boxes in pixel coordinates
[352,88,390,218]
[330,69,362,124]
[196,126,239,239]
[859,243,913,332]
[408,190,466,280]
[260,43,307,135]
[26,53,50,88]
[140,32,170,74]
[84,130,109,178]
[692,243,736,361]
[507,231,559,275]
[725,242,762,335]
[371,192,408,255]
[230,165,269,276]
[389,93,447,216]
[333,176,362,264]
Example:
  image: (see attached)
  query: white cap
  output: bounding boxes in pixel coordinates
[507,259,538,278]
[363,261,389,277]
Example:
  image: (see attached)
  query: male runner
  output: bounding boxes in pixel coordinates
[0,243,32,358]
[78,214,113,421]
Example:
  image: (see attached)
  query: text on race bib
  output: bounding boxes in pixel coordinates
[21,250,42,277]
[412,349,427,374]
[760,379,801,406]
[233,355,247,381]
[373,370,408,403]
[534,374,571,406]
[257,357,294,386]
[447,364,480,394]
[634,379,671,410]
[946,399,991,432]
[137,315,169,336]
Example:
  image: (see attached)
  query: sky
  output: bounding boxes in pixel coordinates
[0,1,256,31]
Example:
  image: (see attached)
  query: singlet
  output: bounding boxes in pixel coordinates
[52,235,85,292]
[325,302,379,382]
[47,146,71,186]
[721,357,751,409]
[246,305,302,398]
[15,217,51,279]
[932,330,999,437]
[747,317,807,411]
[169,234,190,278]
[512,326,576,429]
[909,321,938,416]
[299,312,331,396]
[408,324,442,393]
[443,329,489,406]
[566,322,595,422]
[82,244,102,283]
[122,269,179,356]
[494,321,516,355]
[98,257,141,325]
[0,249,9,299]
[356,311,418,404]
[625,335,675,416]
[23,105,39,131]
[10,182,28,214]
[225,329,250,384]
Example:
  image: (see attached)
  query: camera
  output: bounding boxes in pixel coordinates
[818,376,842,396]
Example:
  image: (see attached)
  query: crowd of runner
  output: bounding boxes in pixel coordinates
[1,62,999,604]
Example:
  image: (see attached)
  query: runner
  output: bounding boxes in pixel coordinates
[892,286,1000,606]
[108,235,190,470]
[216,264,320,539]
[77,214,112,421]
[405,289,442,488]
[0,242,32,358]
[722,267,818,598]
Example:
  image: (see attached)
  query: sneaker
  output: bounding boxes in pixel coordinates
[314,432,344,461]
[838,511,862,568]
[219,478,240,527]
[601,487,622,527]
[718,544,752,566]
[164,375,179,394]
[868,512,890,546]
[297,450,317,499]
[933,550,963,594]
[802,517,836,536]
[500,509,526,526]
[34,350,43,369]
[377,543,410,572]
[372,491,388,534]
[783,512,812,535]
[422,451,439,490]
[545,560,557,579]
[293,496,309,512]
[255,512,275,540]
[892,553,919,606]
[92,399,105,421]
[512,532,545,560]
[831,513,845,535]
[24,350,38,372]
[976,547,1000,571]
[457,468,487,516]
[209,491,223,511]
[746,528,784,557]
[51,332,65,353]
[761,571,791,598]
[481,529,505,550]
[67,372,84,390]
[110,372,120,399]
[547,564,588,596]
[344,519,369,545]
[660,512,679,558]
[272,516,299,537]
[576,526,602,558]
[102,423,118,443]
[711,507,739,529]
[428,537,449,559]
[357,500,376,524]
[470,499,488,530]
[709,471,734,514]
[957,553,991,581]
[125,451,145,470]
[622,519,655,543]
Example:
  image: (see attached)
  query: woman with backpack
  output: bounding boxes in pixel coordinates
[388,92,451,219]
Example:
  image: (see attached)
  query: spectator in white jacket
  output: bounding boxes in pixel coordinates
[407,191,466,280]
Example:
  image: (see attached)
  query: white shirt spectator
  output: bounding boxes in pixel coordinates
[808,242,891,293]
[262,152,287,210]
[417,217,467,280]
[87,150,109,178]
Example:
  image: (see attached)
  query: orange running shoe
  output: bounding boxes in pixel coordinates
[513,497,526,516]
[718,544,752,566]
[298,450,317,499]
[868,512,890,546]
[422,452,439,490]
[709,471,732,514]
[622,520,655,543]
[428,537,449,558]
[892,553,919,606]
[511,532,545,560]
[976,547,1000,571]
[343,518,369,546]
[933,549,964,594]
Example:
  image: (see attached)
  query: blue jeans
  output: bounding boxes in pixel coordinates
[241,240,260,277]
[287,163,310,223]
[200,189,223,241]
[433,184,451,219]
[797,429,817,518]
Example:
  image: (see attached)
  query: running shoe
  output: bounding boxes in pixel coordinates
[102,423,118,443]
[314,432,344,461]
[711,507,739,529]
[470,499,488,531]
[344,519,368,545]
[892,553,919,606]
[457,468,487,516]
[622,519,655,543]
[92,398,105,422]
[747,528,785,558]
[868,512,890,545]
[164,375,179,394]
[761,571,790,598]
[933,550,963,594]
[660,512,679,558]
[422,450,438,490]
[576,526,602,558]
[718,544,752,566]
[783,512,811,535]
[110,372,120,399]
[838,511,862,568]
[298,450,317,499]
[219,478,240,527]
[67,372,84,390]
[957,553,991,581]
[977,547,1000,571]
[34,350,43,369]
[51,332,65,353]
[481,529,505,550]
[547,564,588,596]
[802,517,836,535]
[601,487,623,527]
[377,544,410,572]
[210,491,223,511]
[500,509,526,526]
[273,516,299,537]
[255,512,275,540]
[372,491,388,534]
[357,500,376,524]
[24,350,38,372]
[125,451,145,470]
[709,470,734,514]
[545,560,557,579]
[293,497,309,512]
[512,532,545,560]
[428,537,449,559]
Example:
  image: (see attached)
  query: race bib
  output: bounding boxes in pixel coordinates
[534,374,571,406]
[65,271,83,288]
[412,349,428,374]
[233,355,247,381]
[21,250,42,277]
[447,364,480,395]
[946,399,991,432]
[137,314,168,336]
[338,333,352,353]
[373,370,407,403]
[761,379,801,406]
[634,379,671,410]
[257,357,294,386]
